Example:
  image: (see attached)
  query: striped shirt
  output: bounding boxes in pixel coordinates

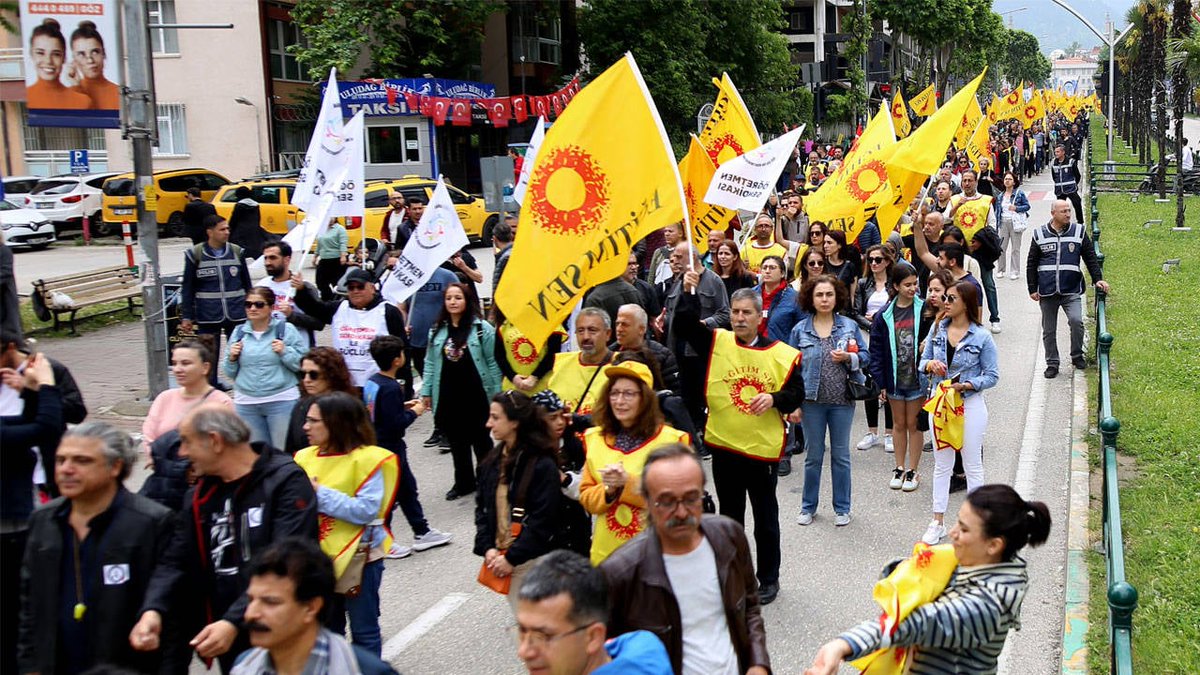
[840,557,1029,674]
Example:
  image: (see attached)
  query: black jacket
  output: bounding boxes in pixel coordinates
[473,445,562,566]
[610,338,680,393]
[1,385,62,521]
[851,276,888,331]
[19,488,174,675]
[140,444,318,631]
[228,200,265,260]
[183,200,217,245]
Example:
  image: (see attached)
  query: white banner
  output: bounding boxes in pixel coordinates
[511,116,546,206]
[703,125,805,213]
[293,69,365,214]
[328,111,365,217]
[381,177,470,304]
[285,165,346,272]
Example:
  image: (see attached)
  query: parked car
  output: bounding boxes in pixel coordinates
[24,172,118,231]
[100,168,231,237]
[366,175,498,245]
[1,176,41,203]
[1,199,56,250]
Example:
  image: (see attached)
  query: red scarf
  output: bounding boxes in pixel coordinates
[759,283,785,337]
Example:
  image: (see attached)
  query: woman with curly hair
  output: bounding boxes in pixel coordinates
[284,347,356,454]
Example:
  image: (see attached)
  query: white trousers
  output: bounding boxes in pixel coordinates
[931,394,988,515]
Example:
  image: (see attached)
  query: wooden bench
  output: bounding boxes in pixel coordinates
[32,265,142,334]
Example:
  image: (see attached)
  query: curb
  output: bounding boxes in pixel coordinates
[1061,359,1091,673]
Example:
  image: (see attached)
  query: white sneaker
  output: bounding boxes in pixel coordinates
[797,512,814,526]
[902,470,919,492]
[834,513,852,527]
[889,468,904,490]
[921,520,947,545]
[412,528,453,552]
[386,542,413,559]
[884,434,895,453]
[856,432,881,450]
[990,321,1002,334]
[1008,271,1019,281]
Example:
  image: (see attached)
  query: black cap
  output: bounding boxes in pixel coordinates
[344,268,374,285]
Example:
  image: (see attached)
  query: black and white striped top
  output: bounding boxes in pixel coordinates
[840,557,1029,674]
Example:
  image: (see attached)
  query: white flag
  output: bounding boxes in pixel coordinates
[328,111,365,217]
[511,116,546,206]
[285,165,346,273]
[380,177,470,304]
[292,68,344,212]
[703,125,806,213]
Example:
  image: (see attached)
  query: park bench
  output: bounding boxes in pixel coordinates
[31,264,142,334]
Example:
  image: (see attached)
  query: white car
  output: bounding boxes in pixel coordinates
[25,172,118,231]
[0,199,56,250]
[2,176,41,204]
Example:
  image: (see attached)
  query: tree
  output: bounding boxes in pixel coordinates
[826,0,871,126]
[1003,30,1052,87]
[1166,0,1196,226]
[577,0,801,149]
[871,0,1005,94]
[290,0,500,81]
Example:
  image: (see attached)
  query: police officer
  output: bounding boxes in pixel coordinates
[1049,144,1083,224]
[179,215,252,386]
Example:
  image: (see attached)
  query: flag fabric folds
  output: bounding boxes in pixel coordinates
[924,379,965,451]
[679,135,732,255]
[955,96,983,149]
[1020,94,1045,130]
[495,53,685,349]
[381,178,471,305]
[965,118,992,172]
[891,91,911,139]
[909,83,938,117]
[704,125,805,214]
[887,71,987,177]
[293,68,346,213]
[512,117,546,206]
[699,73,762,168]
[805,104,896,240]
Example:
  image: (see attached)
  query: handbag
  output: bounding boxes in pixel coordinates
[1011,209,1028,233]
[335,544,369,596]
[847,373,880,401]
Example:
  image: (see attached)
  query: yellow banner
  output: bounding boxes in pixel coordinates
[910,83,938,117]
[699,73,761,167]
[1020,94,1045,129]
[497,54,684,348]
[891,91,911,139]
[955,95,983,149]
[965,118,991,171]
[805,104,896,241]
[887,70,987,177]
[679,135,733,255]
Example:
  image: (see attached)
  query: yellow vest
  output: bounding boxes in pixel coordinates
[704,330,800,461]
[951,194,993,242]
[741,241,788,274]
[294,445,399,579]
[499,322,561,391]
[546,352,608,415]
[583,425,690,565]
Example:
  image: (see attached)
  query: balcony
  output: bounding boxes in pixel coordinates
[0,48,23,81]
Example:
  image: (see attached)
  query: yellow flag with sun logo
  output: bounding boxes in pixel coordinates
[804,104,897,241]
[496,54,685,349]
[909,83,938,117]
[891,91,911,139]
[1020,94,1045,130]
[679,134,734,255]
[955,95,983,149]
[965,117,992,172]
[699,73,762,168]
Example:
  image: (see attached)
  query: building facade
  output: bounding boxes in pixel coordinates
[1051,58,1098,97]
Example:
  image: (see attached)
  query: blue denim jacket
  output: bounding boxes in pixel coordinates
[788,314,869,401]
[919,320,999,397]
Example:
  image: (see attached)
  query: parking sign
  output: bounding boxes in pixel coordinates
[70,150,89,174]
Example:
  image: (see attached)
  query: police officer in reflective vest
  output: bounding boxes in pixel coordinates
[1050,144,1083,224]
[1026,200,1109,379]
[180,214,252,386]
[674,270,805,606]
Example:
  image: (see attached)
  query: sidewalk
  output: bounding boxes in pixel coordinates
[36,321,151,434]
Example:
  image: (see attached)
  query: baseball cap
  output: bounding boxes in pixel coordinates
[344,268,374,285]
[604,361,653,390]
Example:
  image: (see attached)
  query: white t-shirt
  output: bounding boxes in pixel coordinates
[662,537,738,675]
[256,277,314,346]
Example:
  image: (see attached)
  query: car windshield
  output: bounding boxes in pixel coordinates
[103,178,135,196]
[0,201,17,211]
[30,180,77,195]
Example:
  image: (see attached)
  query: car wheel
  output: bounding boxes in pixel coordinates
[93,220,116,237]
[166,212,185,238]
[481,215,498,247]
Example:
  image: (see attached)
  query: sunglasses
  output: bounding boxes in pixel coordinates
[244,301,269,309]
[301,369,323,380]
[806,260,824,268]
[869,256,885,264]
[943,294,959,303]
[346,283,368,291]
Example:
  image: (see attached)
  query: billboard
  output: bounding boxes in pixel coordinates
[20,0,121,128]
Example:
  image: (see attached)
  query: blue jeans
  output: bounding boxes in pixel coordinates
[800,402,855,515]
[235,398,296,449]
[980,267,1000,323]
[327,559,384,656]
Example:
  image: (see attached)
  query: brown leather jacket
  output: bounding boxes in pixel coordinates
[599,515,771,674]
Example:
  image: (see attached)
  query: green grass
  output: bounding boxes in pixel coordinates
[1082,121,1200,670]
[18,295,141,339]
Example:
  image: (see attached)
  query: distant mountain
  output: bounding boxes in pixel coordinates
[992,0,1138,54]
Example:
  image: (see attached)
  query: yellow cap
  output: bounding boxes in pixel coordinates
[604,361,654,389]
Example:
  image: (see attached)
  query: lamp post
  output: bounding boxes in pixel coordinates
[235,96,265,174]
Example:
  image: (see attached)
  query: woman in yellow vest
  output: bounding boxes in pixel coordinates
[493,306,565,393]
[295,392,399,657]
[579,362,690,565]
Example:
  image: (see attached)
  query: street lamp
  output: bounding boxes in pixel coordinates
[998,7,1027,28]
[235,96,265,174]
[1048,0,1132,164]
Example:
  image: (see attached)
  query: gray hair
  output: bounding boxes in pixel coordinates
[618,303,648,329]
[493,219,514,244]
[730,287,763,312]
[191,406,252,445]
[577,306,611,330]
[64,421,137,481]
[639,443,706,499]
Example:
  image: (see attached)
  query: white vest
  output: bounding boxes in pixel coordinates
[332,301,390,386]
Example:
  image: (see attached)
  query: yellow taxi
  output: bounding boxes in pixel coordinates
[100,168,231,237]
[212,180,301,236]
[365,176,499,245]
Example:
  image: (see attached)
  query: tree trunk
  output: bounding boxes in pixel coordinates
[1153,12,1168,199]
[1171,0,1192,226]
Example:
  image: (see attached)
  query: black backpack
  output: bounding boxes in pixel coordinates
[138,429,191,511]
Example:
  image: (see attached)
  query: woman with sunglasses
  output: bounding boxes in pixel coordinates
[224,287,306,448]
[915,270,955,455]
[852,245,895,455]
[821,230,860,290]
[711,240,757,303]
[421,282,503,501]
[918,281,999,545]
[285,347,357,454]
[579,362,689,564]
[791,244,827,291]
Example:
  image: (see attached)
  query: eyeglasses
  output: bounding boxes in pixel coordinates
[244,301,268,309]
[943,294,959,303]
[868,256,885,264]
[509,624,591,649]
[301,370,323,380]
[653,495,704,511]
[609,389,640,401]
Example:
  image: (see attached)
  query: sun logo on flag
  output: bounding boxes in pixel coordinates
[510,336,538,365]
[1006,91,1020,106]
[892,103,905,118]
[706,134,745,166]
[1023,105,1037,120]
[318,514,335,541]
[606,502,642,540]
[728,375,768,414]
[958,210,980,231]
[528,145,609,237]
[848,161,888,203]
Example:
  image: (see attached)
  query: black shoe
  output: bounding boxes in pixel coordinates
[439,445,452,455]
[698,446,712,461]
[1044,365,1059,379]
[424,431,445,448]
[445,487,474,501]
[923,440,933,452]
[1072,356,1088,370]
[758,582,779,605]
[777,457,791,477]
[949,474,968,493]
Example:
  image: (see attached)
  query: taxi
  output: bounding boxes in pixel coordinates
[100,168,230,237]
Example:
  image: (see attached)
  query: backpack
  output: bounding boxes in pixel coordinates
[231,319,287,344]
[138,429,191,511]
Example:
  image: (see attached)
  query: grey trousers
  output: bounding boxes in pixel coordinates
[1039,294,1084,366]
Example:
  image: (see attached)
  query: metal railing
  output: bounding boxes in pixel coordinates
[1086,136,1139,675]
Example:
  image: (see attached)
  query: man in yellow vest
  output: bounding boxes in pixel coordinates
[673,270,805,605]
[546,308,614,415]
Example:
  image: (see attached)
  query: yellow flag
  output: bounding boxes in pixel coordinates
[891,91,911,139]
[497,54,684,348]
[955,96,983,148]
[699,73,761,167]
[909,83,938,117]
[965,118,991,171]
[679,135,733,255]
[924,379,965,451]
[1019,94,1045,129]
[887,70,987,176]
[805,104,896,241]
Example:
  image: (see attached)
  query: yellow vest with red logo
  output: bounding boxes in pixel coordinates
[742,241,788,274]
[704,330,800,461]
[294,445,399,579]
[583,424,690,565]
[951,194,993,242]
[499,322,562,391]
[547,352,608,415]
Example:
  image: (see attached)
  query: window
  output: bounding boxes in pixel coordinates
[153,104,188,156]
[514,6,561,65]
[364,189,392,209]
[786,8,815,33]
[148,0,179,55]
[447,187,472,205]
[268,18,308,81]
[367,126,421,164]
[201,174,230,190]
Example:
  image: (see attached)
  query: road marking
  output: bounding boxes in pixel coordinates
[382,592,472,662]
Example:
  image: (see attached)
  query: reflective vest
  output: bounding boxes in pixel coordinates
[1051,159,1079,195]
[547,352,609,415]
[704,330,800,462]
[185,243,246,324]
[332,301,390,387]
[742,241,788,274]
[951,194,993,242]
[582,424,690,565]
[294,445,399,579]
[498,322,562,391]
[1031,221,1087,297]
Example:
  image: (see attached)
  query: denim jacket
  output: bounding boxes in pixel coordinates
[993,188,1031,223]
[919,320,999,398]
[788,314,869,401]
